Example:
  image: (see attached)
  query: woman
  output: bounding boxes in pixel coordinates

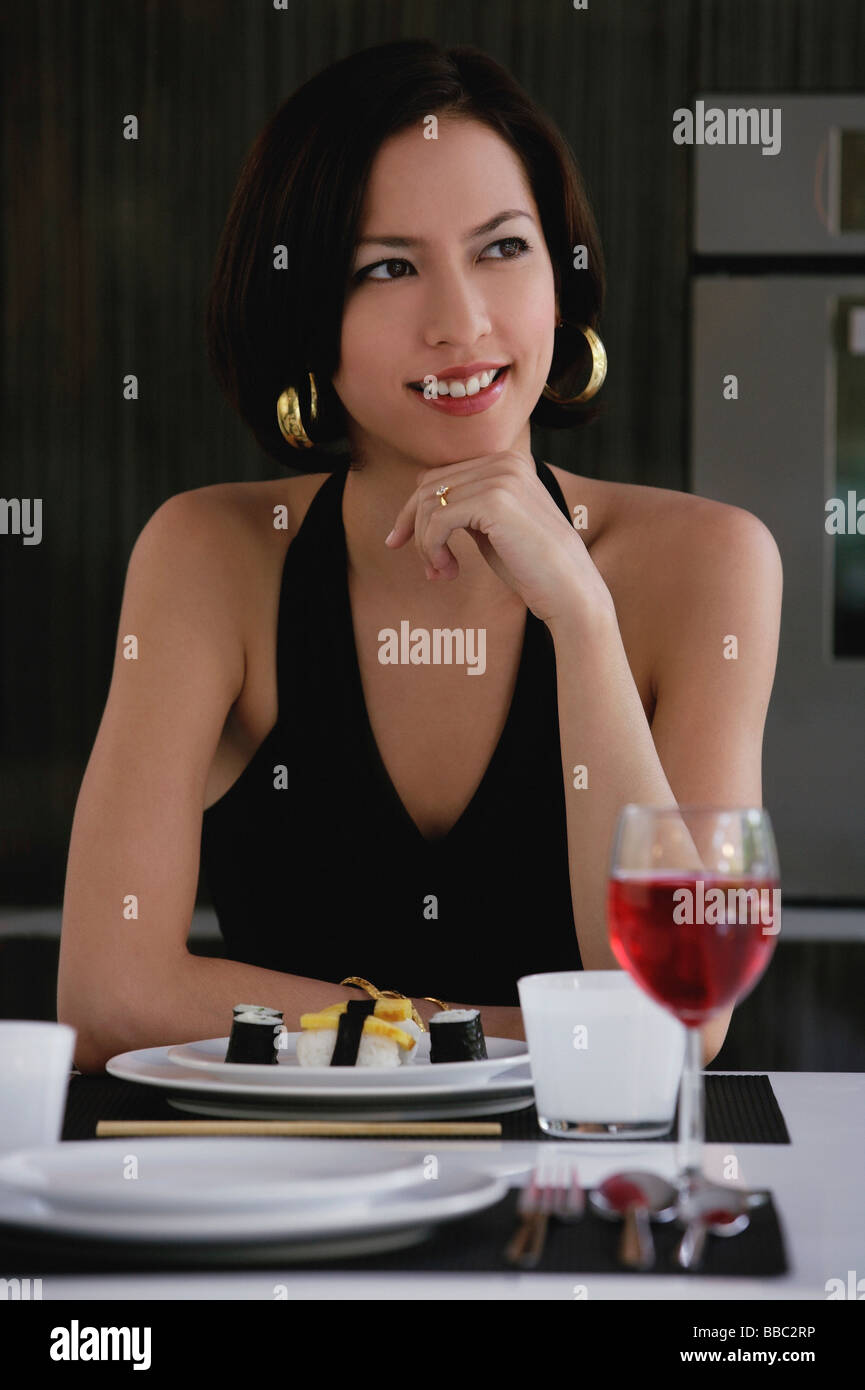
[58,40,782,1072]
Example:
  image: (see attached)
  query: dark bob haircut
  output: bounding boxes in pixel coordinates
[206,39,606,472]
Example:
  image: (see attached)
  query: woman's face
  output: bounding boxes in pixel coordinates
[332,116,558,470]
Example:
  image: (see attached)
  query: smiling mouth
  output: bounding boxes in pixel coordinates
[408,366,509,394]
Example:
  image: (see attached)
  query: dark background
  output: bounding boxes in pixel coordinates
[1,0,863,1067]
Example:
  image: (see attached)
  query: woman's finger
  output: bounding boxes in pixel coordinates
[384,491,420,548]
[387,453,526,547]
[415,476,514,577]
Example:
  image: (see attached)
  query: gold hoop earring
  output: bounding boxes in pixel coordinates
[542,323,606,404]
[277,372,318,448]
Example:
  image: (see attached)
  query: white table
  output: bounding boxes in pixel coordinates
[37,1072,863,1300]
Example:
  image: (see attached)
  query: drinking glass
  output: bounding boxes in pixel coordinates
[607,805,780,1209]
[0,1021,76,1155]
[517,971,686,1137]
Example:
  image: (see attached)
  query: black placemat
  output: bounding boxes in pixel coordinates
[514,1073,790,1144]
[60,1072,791,1144]
[0,1185,788,1277]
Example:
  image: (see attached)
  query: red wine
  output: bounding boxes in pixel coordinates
[608,874,780,1026]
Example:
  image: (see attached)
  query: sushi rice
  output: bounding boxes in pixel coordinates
[294,1003,422,1068]
[295,1028,416,1068]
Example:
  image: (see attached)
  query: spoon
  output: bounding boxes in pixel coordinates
[589,1171,678,1270]
[675,1187,751,1270]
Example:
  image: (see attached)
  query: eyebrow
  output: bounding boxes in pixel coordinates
[354,209,535,249]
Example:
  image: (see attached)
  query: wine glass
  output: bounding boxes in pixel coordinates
[607,805,780,1212]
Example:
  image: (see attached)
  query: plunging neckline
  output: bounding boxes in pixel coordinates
[333,466,540,848]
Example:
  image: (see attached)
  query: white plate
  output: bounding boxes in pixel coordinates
[0,1162,508,1245]
[167,1034,529,1089]
[0,1140,426,1215]
[167,1090,536,1123]
[107,1043,534,1107]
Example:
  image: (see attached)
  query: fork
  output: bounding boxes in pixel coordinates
[504,1158,585,1269]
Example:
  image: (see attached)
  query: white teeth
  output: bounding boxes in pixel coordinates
[413,368,504,397]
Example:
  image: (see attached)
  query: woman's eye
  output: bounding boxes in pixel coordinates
[480,236,532,261]
[362,258,414,282]
[354,235,532,283]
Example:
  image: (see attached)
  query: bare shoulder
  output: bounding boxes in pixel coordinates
[139,472,332,674]
[139,474,334,784]
[550,462,734,534]
[153,474,329,550]
[146,473,331,598]
[546,462,780,585]
[546,463,782,698]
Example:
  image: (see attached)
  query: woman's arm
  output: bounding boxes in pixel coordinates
[72,971,528,1073]
[71,957,449,1074]
[59,489,257,1070]
[547,505,783,1068]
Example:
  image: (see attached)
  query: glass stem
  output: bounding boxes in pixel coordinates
[677,1024,705,1193]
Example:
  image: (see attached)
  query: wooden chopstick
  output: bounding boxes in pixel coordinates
[96,1119,502,1137]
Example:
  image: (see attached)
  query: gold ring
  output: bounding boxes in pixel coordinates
[339,977,426,1031]
[435,484,450,507]
[422,996,450,1013]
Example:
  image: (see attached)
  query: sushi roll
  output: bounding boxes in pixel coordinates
[225,1010,283,1064]
[429,1008,487,1063]
[233,1004,282,1019]
[295,998,418,1067]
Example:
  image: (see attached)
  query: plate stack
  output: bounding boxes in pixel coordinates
[0,1141,508,1257]
[105,1033,535,1122]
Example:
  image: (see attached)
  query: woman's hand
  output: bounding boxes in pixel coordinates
[385,449,614,631]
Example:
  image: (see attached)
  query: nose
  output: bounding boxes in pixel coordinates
[422,264,492,349]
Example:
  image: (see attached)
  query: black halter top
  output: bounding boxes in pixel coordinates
[199,459,582,1006]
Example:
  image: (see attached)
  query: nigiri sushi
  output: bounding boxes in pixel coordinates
[295,997,419,1067]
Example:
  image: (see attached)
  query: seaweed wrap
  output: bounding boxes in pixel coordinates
[225,1010,283,1064]
[428,1008,487,1063]
[330,997,377,1065]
